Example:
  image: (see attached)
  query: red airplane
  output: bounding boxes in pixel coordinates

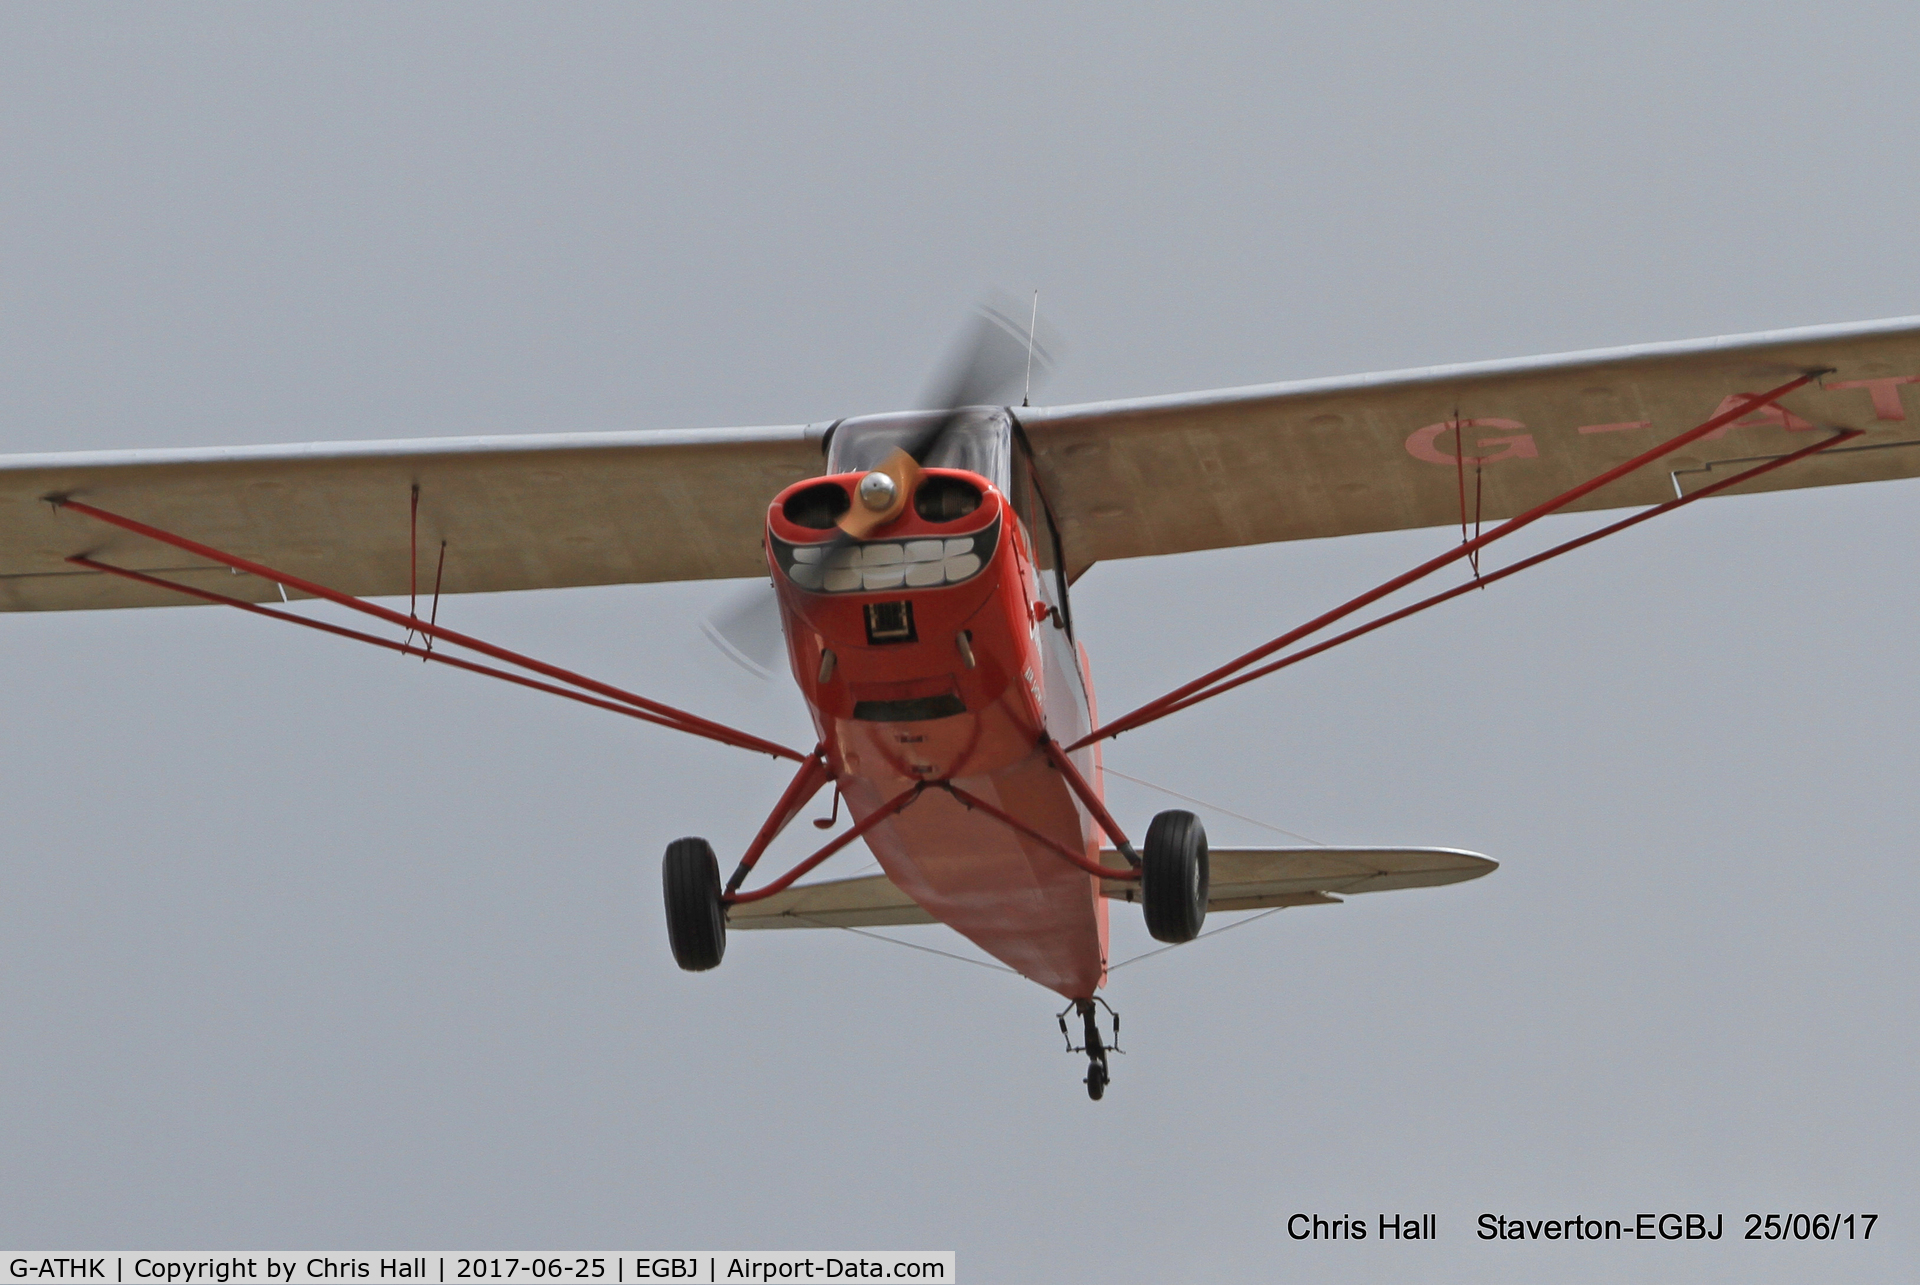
[6,310,1917,1096]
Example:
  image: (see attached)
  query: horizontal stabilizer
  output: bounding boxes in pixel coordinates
[728,872,934,930]
[1102,846,1496,911]
[731,846,1495,930]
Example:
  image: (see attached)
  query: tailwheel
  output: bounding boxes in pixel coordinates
[662,836,726,971]
[1059,997,1121,1100]
[1141,809,1209,943]
[1083,1016,1109,1100]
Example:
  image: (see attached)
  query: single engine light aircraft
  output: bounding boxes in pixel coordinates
[6,311,1919,1097]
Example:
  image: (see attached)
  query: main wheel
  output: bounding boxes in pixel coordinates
[1141,809,1208,943]
[662,837,726,971]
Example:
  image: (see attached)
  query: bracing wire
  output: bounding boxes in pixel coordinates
[1022,290,1039,407]
[1100,766,1326,846]
[1107,904,1291,972]
[793,916,1018,975]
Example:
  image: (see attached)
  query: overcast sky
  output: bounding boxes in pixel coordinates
[2,4,1914,1281]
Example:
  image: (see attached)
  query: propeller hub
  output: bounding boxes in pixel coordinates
[857,470,898,512]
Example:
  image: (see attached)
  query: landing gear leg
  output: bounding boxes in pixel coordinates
[1057,997,1122,1100]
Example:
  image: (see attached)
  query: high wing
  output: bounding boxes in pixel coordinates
[0,425,824,611]
[7,315,1919,612]
[729,846,1496,930]
[1019,315,1920,577]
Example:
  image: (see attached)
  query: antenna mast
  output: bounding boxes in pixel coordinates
[1022,291,1039,407]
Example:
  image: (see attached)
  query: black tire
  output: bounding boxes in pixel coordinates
[663,837,726,971]
[1141,809,1208,944]
[1084,1022,1109,1100]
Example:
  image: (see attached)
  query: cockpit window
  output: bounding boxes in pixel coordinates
[826,410,1013,493]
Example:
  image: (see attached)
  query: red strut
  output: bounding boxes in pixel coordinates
[54,497,803,761]
[723,749,834,896]
[942,781,1140,882]
[1073,373,1826,749]
[725,783,926,904]
[68,556,720,736]
[1145,427,1865,719]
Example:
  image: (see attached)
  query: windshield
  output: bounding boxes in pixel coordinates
[826,409,1012,493]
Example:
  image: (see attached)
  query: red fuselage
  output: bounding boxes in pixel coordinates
[765,467,1109,997]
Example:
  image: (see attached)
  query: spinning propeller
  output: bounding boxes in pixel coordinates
[699,298,1056,679]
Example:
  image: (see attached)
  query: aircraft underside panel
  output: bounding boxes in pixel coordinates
[842,750,1107,998]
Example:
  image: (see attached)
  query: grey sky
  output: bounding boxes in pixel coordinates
[2,4,1913,1281]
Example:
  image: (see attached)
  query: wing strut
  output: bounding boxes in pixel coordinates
[52,498,806,762]
[1135,427,1864,723]
[1071,373,1843,749]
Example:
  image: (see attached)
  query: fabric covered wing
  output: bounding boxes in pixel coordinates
[17,314,1916,612]
[728,873,936,930]
[0,425,824,611]
[1099,846,1497,911]
[1019,316,1920,573]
